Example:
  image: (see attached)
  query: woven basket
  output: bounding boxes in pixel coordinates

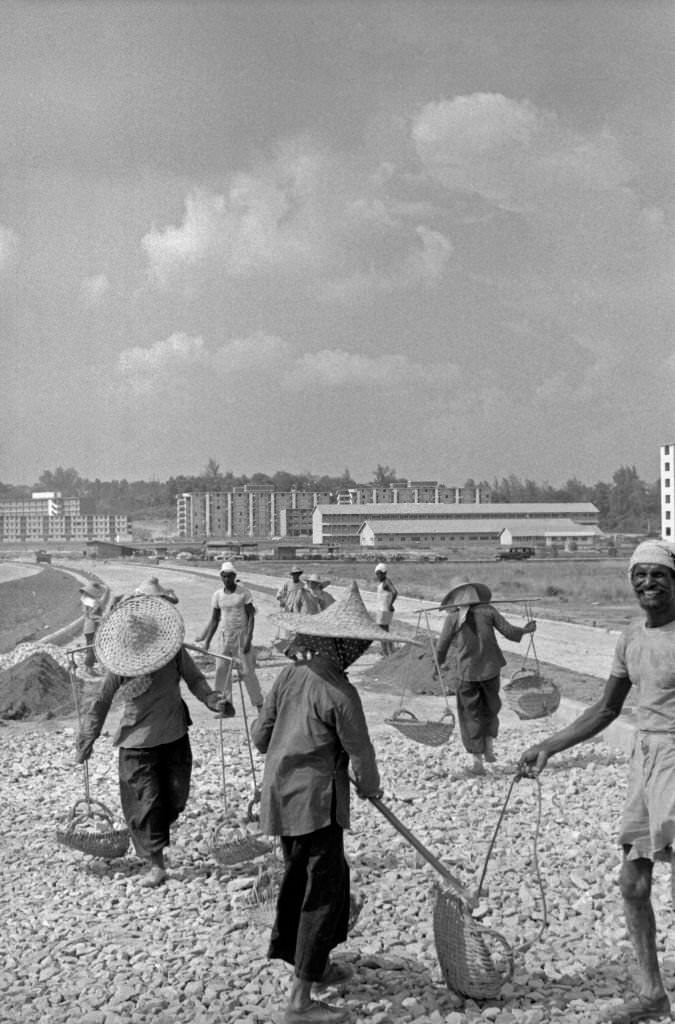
[243,866,363,932]
[211,820,272,867]
[385,708,455,747]
[502,669,561,720]
[56,798,129,859]
[433,885,514,999]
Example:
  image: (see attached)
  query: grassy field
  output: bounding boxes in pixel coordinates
[244,556,636,631]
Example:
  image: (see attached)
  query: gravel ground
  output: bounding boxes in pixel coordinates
[3,561,674,1024]
[3,701,674,1024]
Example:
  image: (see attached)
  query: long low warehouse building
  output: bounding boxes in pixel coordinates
[313,502,600,546]
[359,517,605,548]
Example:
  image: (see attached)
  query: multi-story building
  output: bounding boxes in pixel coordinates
[176,486,334,539]
[178,479,490,539]
[660,442,674,540]
[313,502,600,546]
[0,491,131,543]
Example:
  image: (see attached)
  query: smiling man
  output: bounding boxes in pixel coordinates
[520,540,675,1024]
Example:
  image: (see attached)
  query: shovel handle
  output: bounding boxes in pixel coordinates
[349,777,470,904]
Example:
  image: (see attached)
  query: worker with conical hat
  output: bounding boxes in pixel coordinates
[252,581,417,1024]
[76,595,229,888]
[436,576,536,775]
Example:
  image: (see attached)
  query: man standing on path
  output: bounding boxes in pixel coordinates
[276,566,319,614]
[196,562,264,715]
[374,562,398,656]
[80,581,106,675]
[519,539,675,1024]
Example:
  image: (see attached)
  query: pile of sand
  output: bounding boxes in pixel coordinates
[361,643,459,696]
[0,648,74,720]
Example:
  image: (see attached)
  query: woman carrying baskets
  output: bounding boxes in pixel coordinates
[251,581,415,1024]
[435,577,536,775]
[75,591,228,888]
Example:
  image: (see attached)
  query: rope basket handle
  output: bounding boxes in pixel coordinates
[65,797,118,830]
[389,708,420,723]
[471,921,515,982]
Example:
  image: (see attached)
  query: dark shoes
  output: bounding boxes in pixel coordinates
[219,701,236,718]
[314,960,354,988]
[283,1000,348,1023]
[602,995,671,1023]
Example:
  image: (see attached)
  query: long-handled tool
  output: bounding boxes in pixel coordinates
[56,647,130,860]
[185,643,270,866]
[352,773,547,999]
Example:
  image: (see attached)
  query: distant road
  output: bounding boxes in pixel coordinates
[0,563,43,584]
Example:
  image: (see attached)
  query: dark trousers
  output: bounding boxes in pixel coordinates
[268,820,350,982]
[118,733,192,858]
[456,675,501,754]
[83,632,96,669]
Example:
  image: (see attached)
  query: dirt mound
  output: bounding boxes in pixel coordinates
[361,643,459,696]
[0,650,73,720]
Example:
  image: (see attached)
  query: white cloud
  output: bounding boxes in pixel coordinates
[142,145,329,285]
[0,225,18,273]
[283,348,453,391]
[79,273,110,308]
[412,93,634,209]
[117,330,291,396]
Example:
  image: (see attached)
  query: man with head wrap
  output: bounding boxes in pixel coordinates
[519,540,675,1024]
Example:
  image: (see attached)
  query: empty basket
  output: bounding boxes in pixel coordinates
[56,797,129,860]
[385,708,455,747]
[502,668,561,720]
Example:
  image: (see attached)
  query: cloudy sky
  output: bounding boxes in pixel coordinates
[2,0,673,487]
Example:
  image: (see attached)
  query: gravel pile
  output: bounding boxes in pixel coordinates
[3,712,675,1024]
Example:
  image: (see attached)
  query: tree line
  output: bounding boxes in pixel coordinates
[0,462,660,534]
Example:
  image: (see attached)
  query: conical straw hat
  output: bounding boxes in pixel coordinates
[287,580,419,645]
[95,595,185,676]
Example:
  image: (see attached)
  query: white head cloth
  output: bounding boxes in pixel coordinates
[628,540,675,577]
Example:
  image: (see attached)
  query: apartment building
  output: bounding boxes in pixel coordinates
[661,442,674,539]
[177,479,490,539]
[0,491,131,543]
[176,486,333,539]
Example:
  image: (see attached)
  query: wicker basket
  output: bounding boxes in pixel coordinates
[433,884,514,999]
[211,819,272,867]
[502,669,561,720]
[385,708,455,747]
[243,866,363,932]
[56,798,129,859]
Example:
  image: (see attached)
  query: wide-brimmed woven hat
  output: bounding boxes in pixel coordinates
[306,573,330,587]
[441,577,492,609]
[287,581,419,668]
[134,576,179,604]
[95,595,185,676]
[288,581,417,644]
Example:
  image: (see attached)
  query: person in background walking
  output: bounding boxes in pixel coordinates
[76,592,227,888]
[519,540,675,1024]
[80,581,106,675]
[374,562,398,656]
[305,574,335,613]
[276,566,319,614]
[435,576,536,775]
[195,561,264,715]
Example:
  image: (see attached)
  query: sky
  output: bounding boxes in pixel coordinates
[1,0,674,488]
